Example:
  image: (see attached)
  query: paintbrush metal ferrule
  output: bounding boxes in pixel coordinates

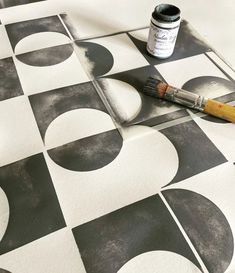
[143,77,235,123]
[144,77,208,111]
[163,86,208,111]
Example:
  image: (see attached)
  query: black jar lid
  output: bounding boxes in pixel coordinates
[152,4,180,22]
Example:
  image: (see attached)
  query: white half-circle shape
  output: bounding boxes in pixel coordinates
[0,187,9,242]
[100,79,142,123]
[45,108,116,150]
[118,251,201,273]
[15,32,71,55]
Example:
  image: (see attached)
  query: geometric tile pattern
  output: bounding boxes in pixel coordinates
[0,3,235,273]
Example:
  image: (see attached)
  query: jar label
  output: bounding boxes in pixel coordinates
[147,23,180,58]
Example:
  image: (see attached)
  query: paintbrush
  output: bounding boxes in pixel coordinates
[143,77,235,123]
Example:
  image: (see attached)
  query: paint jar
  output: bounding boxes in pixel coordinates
[147,4,181,59]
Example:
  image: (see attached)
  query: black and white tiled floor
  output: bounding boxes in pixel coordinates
[0,2,235,273]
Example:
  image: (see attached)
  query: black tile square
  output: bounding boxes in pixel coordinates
[160,120,227,185]
[128,20,211,66]
[0,153,66,255]
[5,15,69,52]
[0,57,23,101]
[29,81,108,140]
[72,194,201,273]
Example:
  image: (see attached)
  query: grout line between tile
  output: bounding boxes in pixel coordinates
[159,192,209,273]
[204,52,235,82]
[77,25,149,42]
[58,14,128,137]
[153,115,193,131]
[58,14,75,42]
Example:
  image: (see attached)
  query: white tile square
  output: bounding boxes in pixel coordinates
[77,33,149,77]
[0,1,58,25]
[14,50,89,95]
[59,0,152,39]
[156,54,232,99]
[45,125,179,227]
[0,96,43,166]
[0,25,13,59]
[0,228,86,273]
[206,52,235,81]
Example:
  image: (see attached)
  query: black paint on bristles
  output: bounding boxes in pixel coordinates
[143,77,162,98]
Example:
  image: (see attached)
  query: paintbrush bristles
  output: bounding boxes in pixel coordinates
[156,82,168,98]
[143,77,168,98]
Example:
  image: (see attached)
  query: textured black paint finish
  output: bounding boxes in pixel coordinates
[104,65,162,94]
[0,0,45,9]
[0,57,23,101]
[73,195,201,273]
[0,153,66,255]
[128,20,211,66]
[101,65,187,126]
[161,120,227,185]
[16,43,74,66]
[29,82,108,139]
[48,129,123,171]
[76,41,114,77]
[163,189,234,273]
[5,16,69,51]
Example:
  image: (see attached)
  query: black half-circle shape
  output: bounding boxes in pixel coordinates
[182,76,235,124]
[162,188,234,273]
[16,44,74,67]
[76,41,114,77]
[160,120,227,186]
[0,269,11,273]
[47,129,123,171]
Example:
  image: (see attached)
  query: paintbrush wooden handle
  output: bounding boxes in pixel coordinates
[204,100,235,123]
